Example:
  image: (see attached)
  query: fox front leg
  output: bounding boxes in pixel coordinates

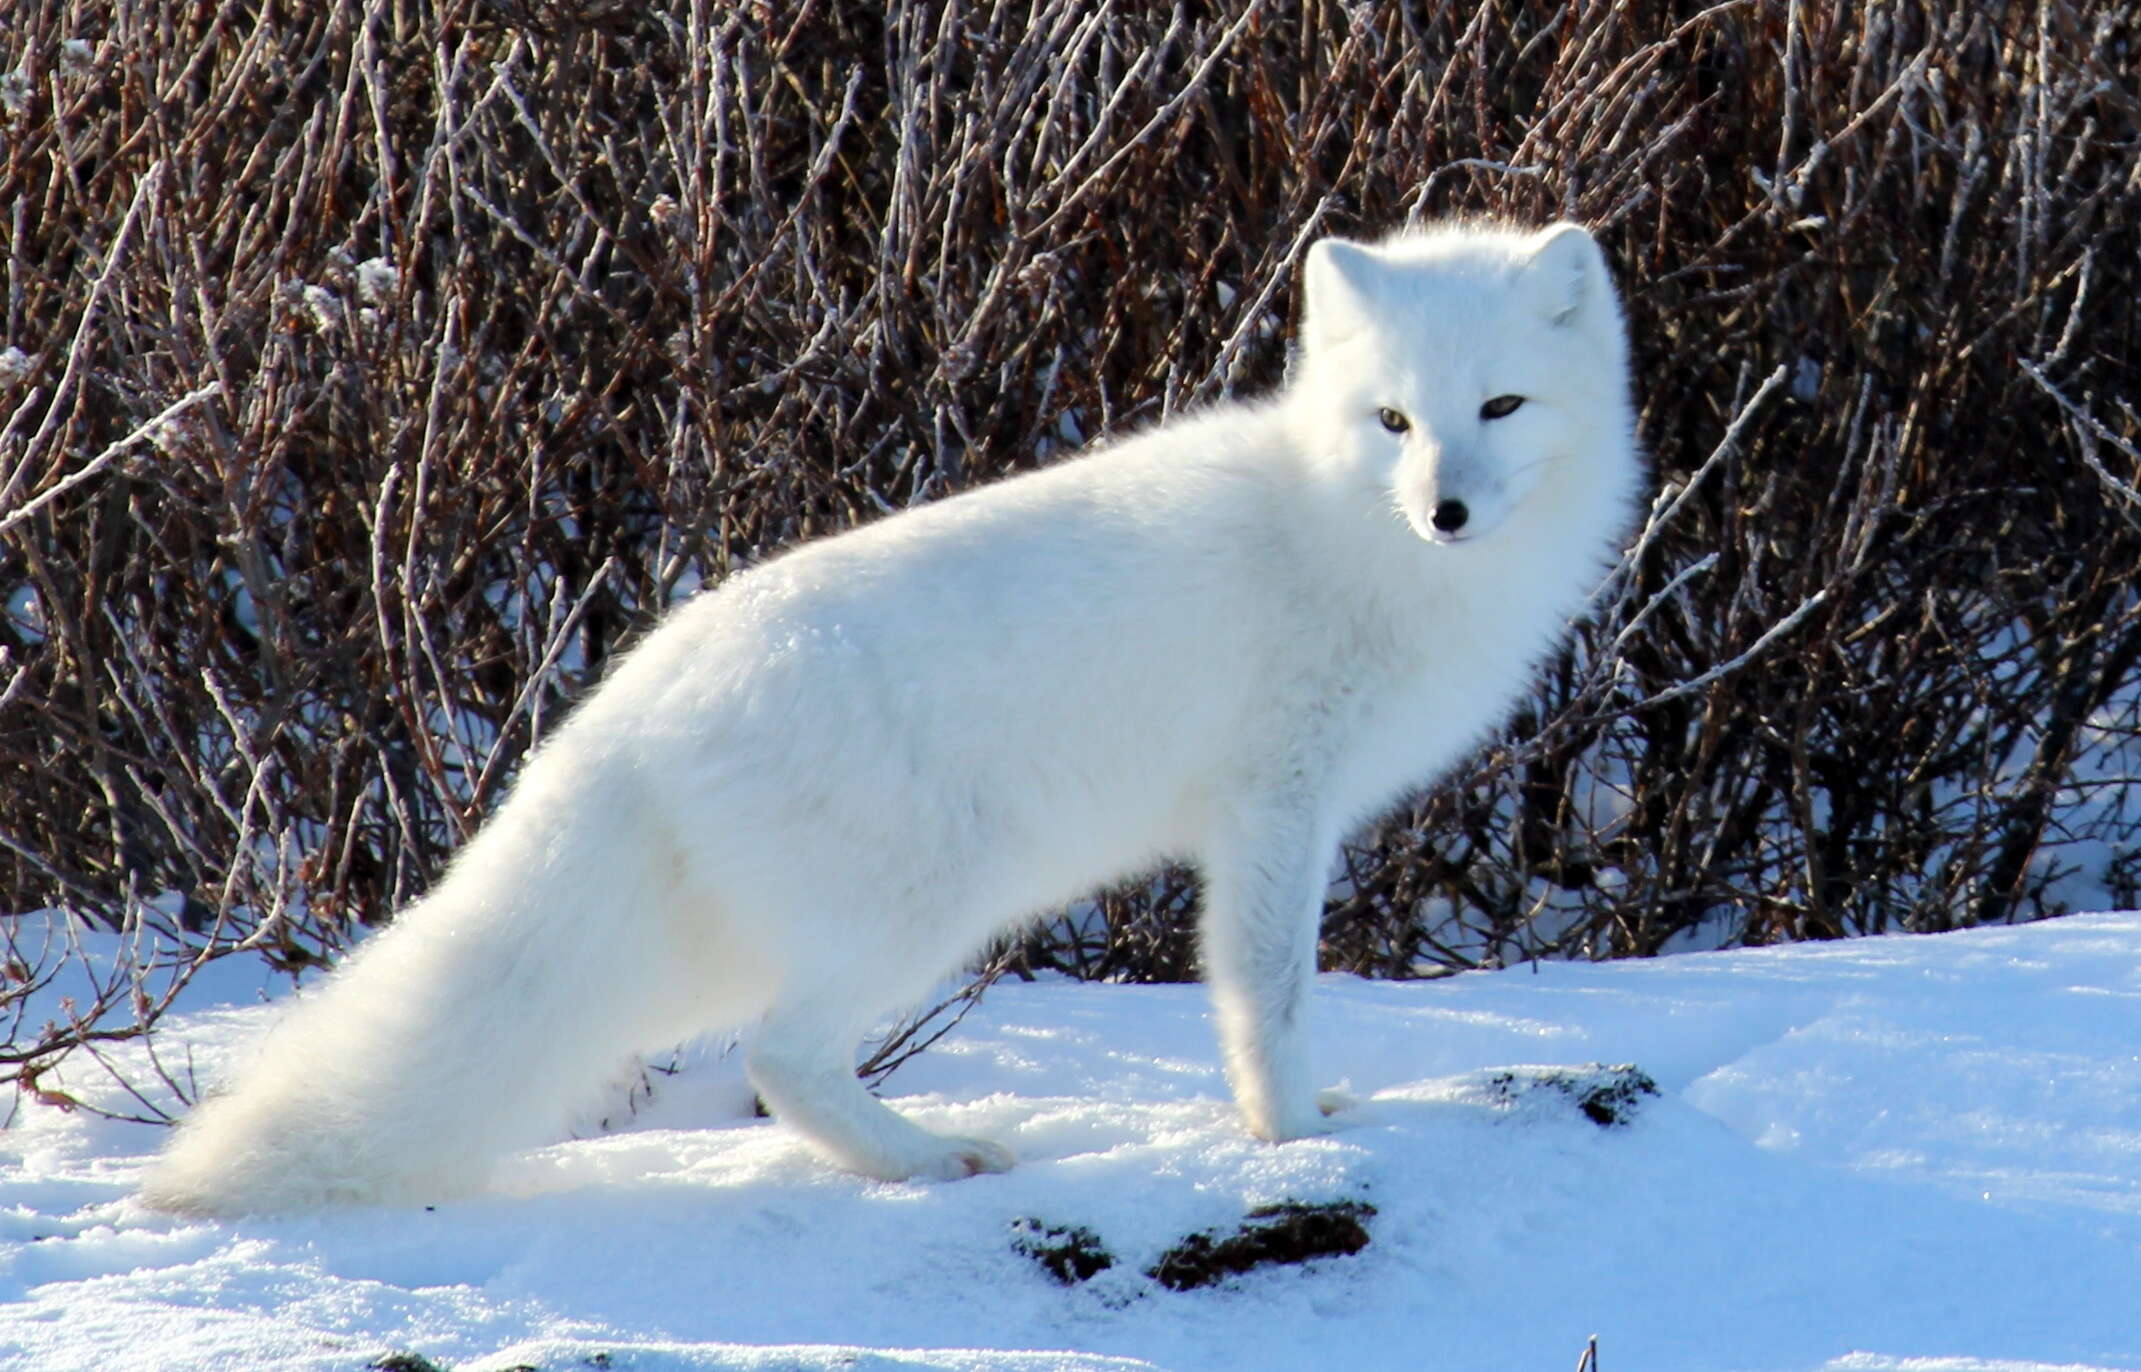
[1198,790,1350,1142]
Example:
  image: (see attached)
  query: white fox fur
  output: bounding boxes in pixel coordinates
[141,220,1640,1214]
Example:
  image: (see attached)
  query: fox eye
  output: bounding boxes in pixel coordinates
[1480,395,1525,420]
[1376,407,1410,434]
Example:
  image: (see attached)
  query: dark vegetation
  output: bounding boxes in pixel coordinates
[1010,1217,1118,1286]
[4,1,2140,1105]
[1485,1063,1662,1128]
[1144,1200,1376,1291]
[1012,1200,1375,1291]
[367,1354,455,1372]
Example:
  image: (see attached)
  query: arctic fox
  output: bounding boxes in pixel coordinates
[141,220,1640,1214]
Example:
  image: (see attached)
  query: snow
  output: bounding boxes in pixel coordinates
[4,914,2140,1372]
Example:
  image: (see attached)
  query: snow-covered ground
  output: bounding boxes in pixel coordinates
[4,913,2140,1372]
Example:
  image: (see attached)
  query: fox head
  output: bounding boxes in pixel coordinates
[1294,221,1635,548]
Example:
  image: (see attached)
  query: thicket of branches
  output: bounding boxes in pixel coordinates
[5,0,2141,1104]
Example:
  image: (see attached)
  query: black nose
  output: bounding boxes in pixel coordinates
[1431,499,1470,534]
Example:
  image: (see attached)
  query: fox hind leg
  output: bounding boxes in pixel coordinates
[746,991,1014,1182]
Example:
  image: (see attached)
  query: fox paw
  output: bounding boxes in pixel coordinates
[1315,1086,1359,1116]
[1250,1088,1357,1143]
[911,1135,1017,1181]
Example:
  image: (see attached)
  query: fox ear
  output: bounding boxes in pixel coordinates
[1521,222,1608,328]
[1300,237,1381,354]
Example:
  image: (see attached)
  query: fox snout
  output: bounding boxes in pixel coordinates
[1398,445,1500,545]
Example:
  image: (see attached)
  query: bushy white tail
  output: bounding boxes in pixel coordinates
[141,783,671,1214]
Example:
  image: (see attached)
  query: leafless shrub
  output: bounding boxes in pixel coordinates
[3,1,2139,1103]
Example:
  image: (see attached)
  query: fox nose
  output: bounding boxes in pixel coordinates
[1431,499,1470,534]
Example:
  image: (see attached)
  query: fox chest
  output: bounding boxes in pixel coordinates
[1316,605,1553,832]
